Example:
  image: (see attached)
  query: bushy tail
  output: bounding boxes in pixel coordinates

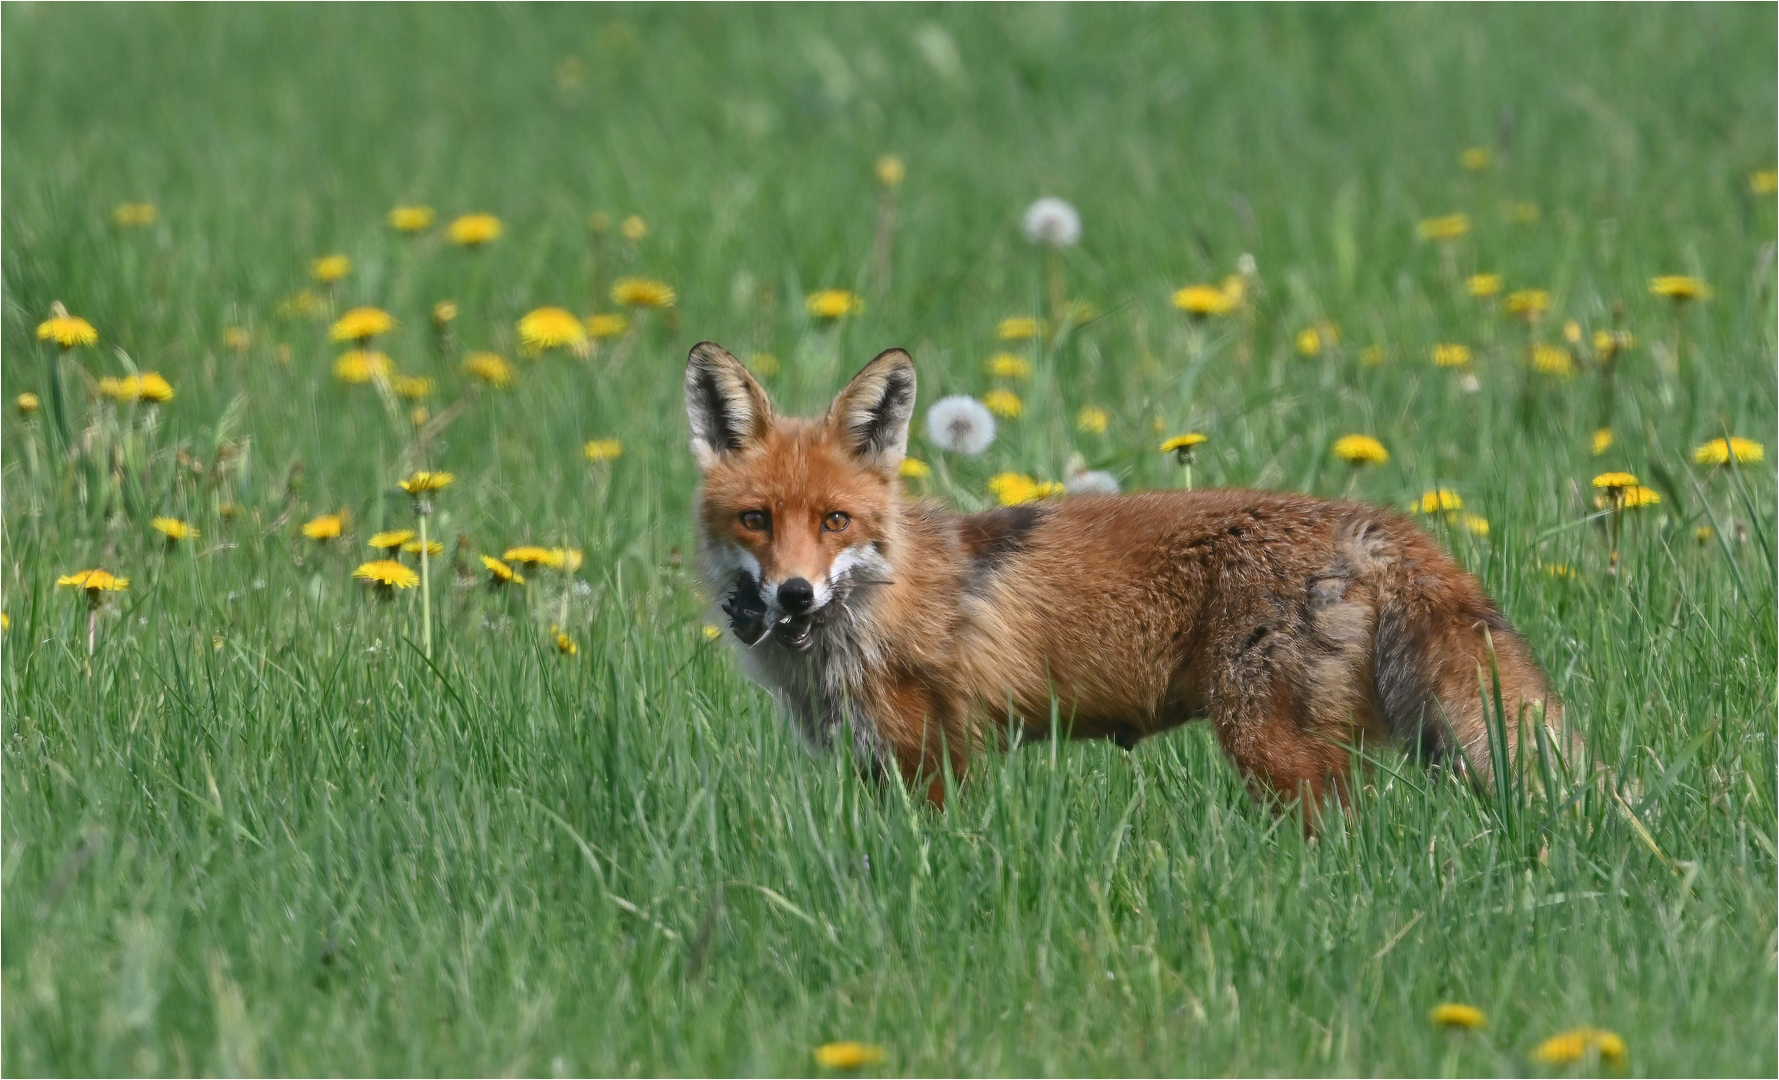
[1371,566,1572,789]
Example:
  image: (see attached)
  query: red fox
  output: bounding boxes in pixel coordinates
[686,342,1568,812]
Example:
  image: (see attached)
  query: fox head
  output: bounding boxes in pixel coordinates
[685,342,915,649]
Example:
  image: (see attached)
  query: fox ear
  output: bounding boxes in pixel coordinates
[827,348,917,472]
[685,342,774,470]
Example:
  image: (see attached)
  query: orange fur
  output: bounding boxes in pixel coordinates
[686,343,1571,817]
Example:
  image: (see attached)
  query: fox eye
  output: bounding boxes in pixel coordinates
[740,510,769,532]
[823,511,850,532]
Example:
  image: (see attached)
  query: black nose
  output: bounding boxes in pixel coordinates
[778,577,815,612]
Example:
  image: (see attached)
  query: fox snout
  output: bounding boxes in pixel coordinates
[776,577,816,613]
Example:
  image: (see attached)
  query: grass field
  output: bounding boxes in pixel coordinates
[4,5,1776,1075]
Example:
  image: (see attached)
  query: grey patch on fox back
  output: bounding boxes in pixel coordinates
[958,505,1048,592]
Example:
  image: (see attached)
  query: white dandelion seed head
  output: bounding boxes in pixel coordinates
[1237,252,1258,277]
[1459,372,1482,394]
[1021,197,1081,247]
[925,395,996,456]
[1065,468,1121,496]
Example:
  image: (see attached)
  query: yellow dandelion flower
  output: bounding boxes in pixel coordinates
[388,205,435,232]
[278,290,321,320]
[432,301,459,326]
[997,316,1043,341]
[112,202,158,227]
[702,623,723,641]
[1693,436,1764,466]
[1594,328,1634,360]
[151,517,198,542]
[1416,213,1470,242]
[368,529,416,552]
[1414,489,1463,514]
[1563,320,1584,347]
[1750,170,1779,196]
[502,546,554,568]
[1432,343,1472,367]
[1466,273,1502,298]
[585,313,629,339]
[518,307,588,352]
[1173,284,1235,317]
[1429,1003,1486,1030]
[583,439,623,463]
[1503,289,1550,320]
[57,569,129,595]
[399,471,455,496]
[482,555,524,586]
[302,513,345,541]
[807,289,864,319]
[410,406,429,429]
[400,539,444,558]
[987,473,1046,506]
[391,375,434,401]
[1,613,8,631]
[37,313,98,348]
[898,458,932,480]
[1332,434,1389,466]
[985,352,1032,379]
[749,353,780,377]
[330,307,394,343]
[1160,433,1207,455]
[620,215,647,242]
[1460,514,1490,536]
[1545,563,1574,578]
[1460,147,1491,171]
[982,388,1023,419]
[312,255,351,284]
[874,154,905,189]
[1619,485,1661,508]
[551,625,578,655]
[1530,343,1573,376]
[1591,429,1614,456]
[97,374,175,405]
[1530,1027,1625,1066]
[1295,324,1330,357]
[813,1043,886,1069]
[333,350,393,384]
[224,326,252,352]
[553,548,584,573]
[354,559,419,590]
[464,352,515,388]
[1077,405,1109,435]
[134,374,174,403]
[448,213,503,247]
[17,392,41,415]
[1649,276,1711,302]
[612,278,676,308]
[1593,471,1639,491]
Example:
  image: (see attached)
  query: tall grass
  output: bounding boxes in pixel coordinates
[4,5,1775,1075]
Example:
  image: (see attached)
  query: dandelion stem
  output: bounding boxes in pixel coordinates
[871,192,897,297]
[1045,247,1065,330]
[418,513,433,659]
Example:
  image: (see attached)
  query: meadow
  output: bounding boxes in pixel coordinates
[3,5,1776,1075]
